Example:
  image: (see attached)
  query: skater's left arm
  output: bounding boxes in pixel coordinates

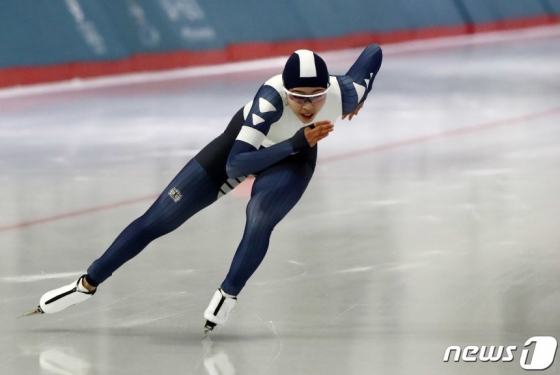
[336,43,383,120]
[226,85,297,179]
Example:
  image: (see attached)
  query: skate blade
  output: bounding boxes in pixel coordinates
[18,307,44,319]
[204,321,217,335]
[204,320,217,335]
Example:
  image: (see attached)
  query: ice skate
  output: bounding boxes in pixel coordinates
[19,275,96,318]
[203,288,237,334]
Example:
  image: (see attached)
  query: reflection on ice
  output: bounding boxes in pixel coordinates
[39,347,91,375]
[202,336,236,375]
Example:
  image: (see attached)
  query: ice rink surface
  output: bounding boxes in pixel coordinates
[1,26,560,375]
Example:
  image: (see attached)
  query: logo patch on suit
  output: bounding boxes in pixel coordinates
[168,187,182,203]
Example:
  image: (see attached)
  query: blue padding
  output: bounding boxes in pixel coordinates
[396,0,465,28]
[281,0,345,37]
[0,0,127,68]
[452,0,500,24]
[201,1,312,43]
[486,0,548,19]
[0,0,557,71]
[97,0,224,52]
[288,0,412,35]
[456,0,551,24]
[541,0,560,14]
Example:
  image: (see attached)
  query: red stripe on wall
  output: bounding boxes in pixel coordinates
[472,15,558,33]
[0,50,230,88]
[1,16,558,89]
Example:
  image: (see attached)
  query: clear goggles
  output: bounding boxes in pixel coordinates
[283,84,330,104]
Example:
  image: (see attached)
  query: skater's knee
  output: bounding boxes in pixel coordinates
[246,196,284,230]
[135,213,175,239]
[246,211,277,235]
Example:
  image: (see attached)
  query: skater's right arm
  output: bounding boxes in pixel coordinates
[336,44,382,120]
[226,85,332,178]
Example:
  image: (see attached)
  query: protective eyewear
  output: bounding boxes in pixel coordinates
[283,85,330,104]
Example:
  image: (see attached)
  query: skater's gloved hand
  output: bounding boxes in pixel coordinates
[342,101,364,121]
[290,120,334,151]
[304,120,334,147]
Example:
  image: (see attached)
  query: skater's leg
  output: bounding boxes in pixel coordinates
[86,109,246,286]
[203,157,314,330]
[86,159,218,286]
[28,159,221,316]
[28,109,248,316]
[220,158,315,296]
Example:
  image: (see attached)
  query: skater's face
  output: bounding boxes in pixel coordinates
[286,87,328,124]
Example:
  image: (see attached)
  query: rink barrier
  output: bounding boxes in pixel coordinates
[0,25,462,88]
[0,0,559,89]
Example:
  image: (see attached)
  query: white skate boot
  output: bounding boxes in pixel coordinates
[203,288,237,334]
[19,275,96,317]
